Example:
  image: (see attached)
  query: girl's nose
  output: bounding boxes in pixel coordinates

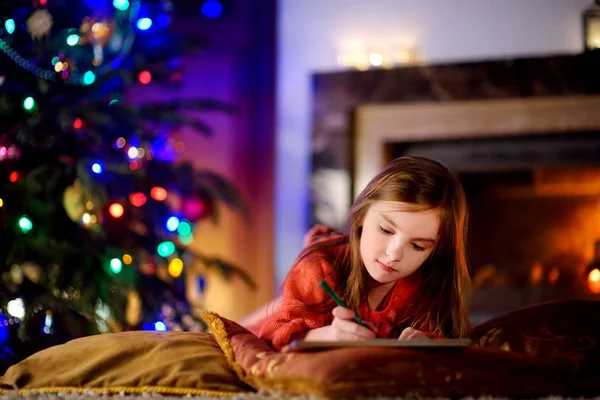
[385,239,404,262]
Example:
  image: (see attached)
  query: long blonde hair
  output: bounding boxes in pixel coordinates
[293,156,471,338]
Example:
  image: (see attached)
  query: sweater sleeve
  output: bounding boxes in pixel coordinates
[258,252,337,350]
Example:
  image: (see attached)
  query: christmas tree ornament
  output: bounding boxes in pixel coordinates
[79,17,116,66]
[62,179,87,223]
[22,263,41,283]
[182,193,212,222]
[9,265,23,285]
[26,9,53,40]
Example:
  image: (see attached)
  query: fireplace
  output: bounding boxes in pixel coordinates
[310,54,600,321]
[387,135,600,322]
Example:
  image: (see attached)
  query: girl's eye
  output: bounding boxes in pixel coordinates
[379,226,393,235]
[412,243,425,251]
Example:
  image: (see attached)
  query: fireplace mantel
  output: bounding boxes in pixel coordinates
[355,95,600,198]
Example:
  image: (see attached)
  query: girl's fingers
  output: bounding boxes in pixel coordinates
[331,305,355,320]
[399,327,430,341]
[407,330,430,340]
[398,327,416,340]
[331,317,376,339]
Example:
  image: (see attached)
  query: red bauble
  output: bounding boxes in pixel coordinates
[182,195,211,222]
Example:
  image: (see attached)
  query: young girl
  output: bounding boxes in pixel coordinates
[259,156,471,350]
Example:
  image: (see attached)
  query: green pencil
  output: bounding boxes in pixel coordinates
[318,280,375,333]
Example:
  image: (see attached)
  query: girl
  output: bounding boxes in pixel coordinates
[259,156,471,350]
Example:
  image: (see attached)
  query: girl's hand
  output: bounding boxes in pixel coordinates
[331,306,376,340]
[304,306,376,341]
[398,327,430,340]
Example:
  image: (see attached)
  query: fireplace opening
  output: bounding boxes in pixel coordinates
[385,131,600,322]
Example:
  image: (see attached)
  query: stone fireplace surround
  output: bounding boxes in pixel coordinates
[310,53,600,319]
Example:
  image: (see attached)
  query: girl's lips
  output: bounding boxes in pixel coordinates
[377,260,395,273]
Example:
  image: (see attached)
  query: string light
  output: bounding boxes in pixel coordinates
[157,241,175,257]
[150,186,167,201]
[122,254,133,265]
[82,71,96,85]
[81,213,92,225]
[91,162,103,174]
[43,311,53,334]
[66,34,79,46]
[168,258,184,278]
[23,97,35,111]
[0,146,18,161]
[136,18,152,31]
[109,258,123,274]
[0,198,3,207]
[166,216,180,232]
[201,0,223,18]
[129,192,147,207]
[4,19,16,34]
[108,203,124,218]
[113,0,130,11]
[73,118,83,129]
[9,171,18,182]
[138,70,151,84]
[127,147,139,159]
[154,321,167,331]
[177,221,192,237]
[7,298,25,319]
[18,216,33,233]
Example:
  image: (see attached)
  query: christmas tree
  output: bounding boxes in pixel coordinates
[0,0,253,372]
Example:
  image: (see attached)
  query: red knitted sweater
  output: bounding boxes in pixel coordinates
[259,241,436,350]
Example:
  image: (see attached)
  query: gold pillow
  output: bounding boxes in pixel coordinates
[0,330,252,396]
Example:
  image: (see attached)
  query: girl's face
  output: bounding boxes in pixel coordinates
[359,201,440,286]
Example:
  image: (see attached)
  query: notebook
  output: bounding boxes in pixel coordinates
[281,338,472,352]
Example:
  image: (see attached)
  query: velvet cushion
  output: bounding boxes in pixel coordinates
[472,298,600,363]
[203,303,600,400]
[0,330,252,396]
